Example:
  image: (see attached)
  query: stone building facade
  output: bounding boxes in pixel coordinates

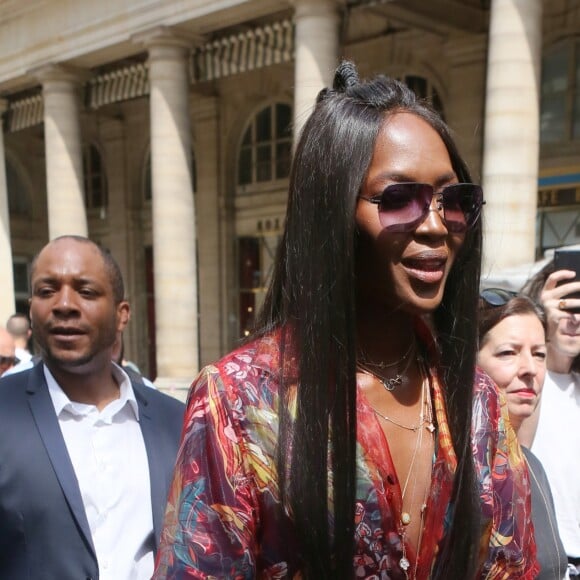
[0,0,577,393]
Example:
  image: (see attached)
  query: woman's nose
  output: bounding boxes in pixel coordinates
[415,196,447,236]
[519,352,538,376]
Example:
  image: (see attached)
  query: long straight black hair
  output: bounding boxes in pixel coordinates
[255,61,482,578]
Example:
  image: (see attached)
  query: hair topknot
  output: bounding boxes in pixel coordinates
[315,61,360,103]
[333,60,359,92]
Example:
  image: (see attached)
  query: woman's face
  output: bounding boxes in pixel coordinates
[355,112,466,315]
[477,314,547,430]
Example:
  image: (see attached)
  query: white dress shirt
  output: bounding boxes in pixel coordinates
[45,364,155,580]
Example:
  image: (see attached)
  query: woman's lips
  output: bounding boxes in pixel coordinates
[510,389,537,399]
[402,257,447,284]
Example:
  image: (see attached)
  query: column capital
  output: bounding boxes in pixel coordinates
[29,63,90,86]
[290,0,345,18]
[132,25,204,52]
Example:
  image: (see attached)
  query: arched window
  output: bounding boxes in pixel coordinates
[6,158,31,217]
[402,75,444,118]
[237,102,292,188]
[144,149,197,201]
[83,144,108,209]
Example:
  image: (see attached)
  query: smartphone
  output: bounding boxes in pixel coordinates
[554,248,580,310]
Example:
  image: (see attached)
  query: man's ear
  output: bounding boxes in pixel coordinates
[117,301,131,332]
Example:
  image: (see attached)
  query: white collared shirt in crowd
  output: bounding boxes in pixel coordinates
[45,363,154,580]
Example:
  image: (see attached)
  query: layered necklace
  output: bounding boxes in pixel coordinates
[394,371,435,579]
[357,339,416,391]
[362,356,437,579]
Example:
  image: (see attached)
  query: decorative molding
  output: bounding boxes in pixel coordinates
[6,91,43,131]
[87,63,149,109]
[191,19,294,83]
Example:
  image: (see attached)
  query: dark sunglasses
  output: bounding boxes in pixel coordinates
[359,182,484,233]
[0,356,19,367]
[480,288,518,307]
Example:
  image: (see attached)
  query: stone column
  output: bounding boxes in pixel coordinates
[482,0,542,273]
[291,0,343,141]
[34,65,88,239]
[0,99,16,323]
[135,27,198,394]
[192,97,222,366]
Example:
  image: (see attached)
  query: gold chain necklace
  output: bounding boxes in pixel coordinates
[358,344,417,392]
[358,339,416,370]
[397,371,436,578]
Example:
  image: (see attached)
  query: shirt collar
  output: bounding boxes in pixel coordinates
[44,363,140,420]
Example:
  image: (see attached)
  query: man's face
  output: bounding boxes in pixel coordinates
[29,239,129,374]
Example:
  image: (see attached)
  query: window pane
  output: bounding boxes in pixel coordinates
[91,145,101,168]
[541,95,567,143]
[238,237,260,337]
[239,237,260,289]
[13,262,29,293]
[242,126,251,146]
[238,147,252,185]
[276,104,292,138]
[256,144,272,182]
[276,141,292,179]
[542,45,568,97]
[256,107,272,142]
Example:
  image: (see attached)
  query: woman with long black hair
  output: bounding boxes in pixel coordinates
[154,62,537,579]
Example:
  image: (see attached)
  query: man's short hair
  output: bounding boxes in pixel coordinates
[30,236,125,304]
[6,313,31,339]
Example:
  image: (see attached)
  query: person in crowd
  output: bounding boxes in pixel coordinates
[0,325,17,376]
[522,260,580,575]
[6,312,32,363]
[3,313,36,375]
[477,289,568,579]
[0,235,185,580]
[154,62,537,579]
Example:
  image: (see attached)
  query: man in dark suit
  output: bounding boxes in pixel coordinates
[0,236,185,580]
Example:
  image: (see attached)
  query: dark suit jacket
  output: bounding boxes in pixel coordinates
[0,363,185,580]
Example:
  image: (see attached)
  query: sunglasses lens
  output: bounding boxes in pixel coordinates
[441,184,484,233]
[377,183,431,232]
[480,288,516,306]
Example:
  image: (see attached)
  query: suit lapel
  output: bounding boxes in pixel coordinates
[26,364,96,557]
[135,384,166,548]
